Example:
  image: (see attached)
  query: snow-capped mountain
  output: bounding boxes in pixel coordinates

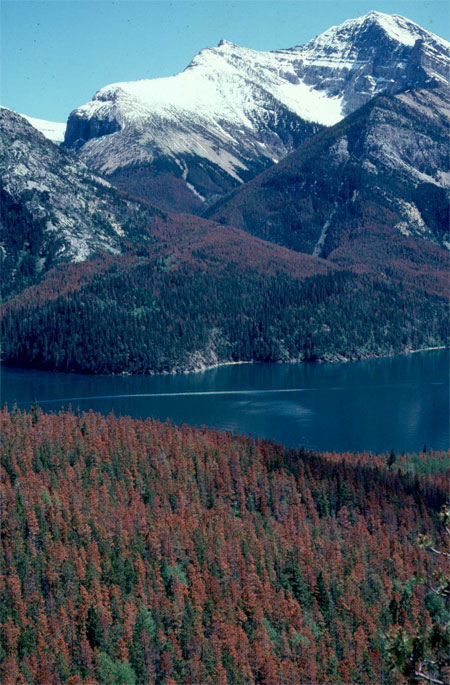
[64,11,450,211]
[20,114,66,144]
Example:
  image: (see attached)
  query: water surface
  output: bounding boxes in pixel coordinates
[1,349,448,453]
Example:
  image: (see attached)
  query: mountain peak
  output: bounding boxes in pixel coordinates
[360,10,432,45]
[185,39,246,71]
[309,10,448,48]
[217,39,236,48]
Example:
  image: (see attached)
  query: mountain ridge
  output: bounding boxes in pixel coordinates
[64,11,450,212]
[0,108,164,297]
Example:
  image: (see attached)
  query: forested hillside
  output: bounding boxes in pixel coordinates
[1,408,448,683]
[2,253,448,374]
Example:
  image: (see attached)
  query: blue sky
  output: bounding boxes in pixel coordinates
[2,0,449,122]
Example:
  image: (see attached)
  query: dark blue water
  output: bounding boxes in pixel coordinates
[1,349,448,453]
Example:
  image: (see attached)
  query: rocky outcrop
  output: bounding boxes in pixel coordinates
[64,113,121,148]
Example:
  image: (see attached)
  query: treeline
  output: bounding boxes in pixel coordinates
[1,407,448,683]
[2,261,448,374]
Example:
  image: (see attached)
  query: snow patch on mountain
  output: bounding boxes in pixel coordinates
[0,107,67,144]
[20,114,66,143]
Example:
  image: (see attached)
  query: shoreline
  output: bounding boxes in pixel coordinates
[185,344,448,376]
[1,344,447,379]
[407,345,447,354]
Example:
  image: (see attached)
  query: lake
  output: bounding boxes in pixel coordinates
[1,348,448,454]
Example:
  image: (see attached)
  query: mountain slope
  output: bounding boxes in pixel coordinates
[3,182,447,375]
[0,108,169,298]
[206,84,450,270]
[64,12,450,212]
[2,230,448,374]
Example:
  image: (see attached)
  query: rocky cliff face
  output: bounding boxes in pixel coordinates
[64,12,450,212]
[64,115,121,149]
